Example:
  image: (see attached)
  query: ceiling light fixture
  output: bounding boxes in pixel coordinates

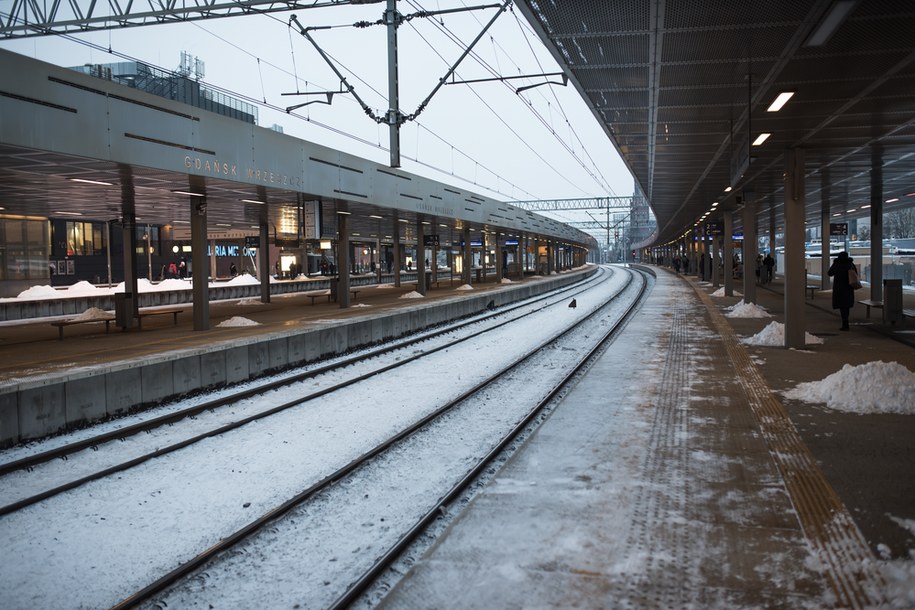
[766,91,795,112]
[711,201,719,207]
[885,198,900,203]
[54,211,83,216]
[241,199,265,205]
[369,214,384,219]
[70,178,114,186]
[805,0,857,47]
[724,186,732,192]
[752,132,772,146]
[337,210,351,215]
[861,204,871,209]
[172,190,204,197]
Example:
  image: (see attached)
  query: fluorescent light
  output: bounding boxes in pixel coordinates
[752,132,772,146]
[172,190,204,197]
[711,201,719,207]
[833,213,842,217]
[767,92,795,112]
[805,0,857,47]
[369,214,384,219]
[724,186,732,192]
[337,210,352,215]
[54,211,83,216]
[846,208,856,213]
[885,198,899,203]
[241,199,265,205]
[861,204,871,209]
[70,178,113,186]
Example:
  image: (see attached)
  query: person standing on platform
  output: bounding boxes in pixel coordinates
[828,251,857,331]
[763,253,775,284]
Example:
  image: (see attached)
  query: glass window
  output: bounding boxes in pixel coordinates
[66,221,107,256]
[0,217,50,281]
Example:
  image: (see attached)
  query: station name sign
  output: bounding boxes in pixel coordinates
[184,155,304,188]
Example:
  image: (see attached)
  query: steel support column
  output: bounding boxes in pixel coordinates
[784,148,807,349]
[742,194,758,304]
[416,219,426,295]
[869,147,884,302]
[337,212,351,308]
[723,211,734,296]
[190,193,210,331]
[820,170,832,291]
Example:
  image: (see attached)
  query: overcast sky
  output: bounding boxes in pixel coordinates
[0,1,637,235]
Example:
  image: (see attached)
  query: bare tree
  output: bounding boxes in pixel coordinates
[884,208,915,239]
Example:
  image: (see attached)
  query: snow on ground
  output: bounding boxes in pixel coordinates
[783,361,915,414]
[400,291,424,299]
[725,300,772,318]
[216,316,260,328]
[741,321,823,346]
[455,284,474,291]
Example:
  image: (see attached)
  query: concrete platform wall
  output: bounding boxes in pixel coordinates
[0,270,593,446]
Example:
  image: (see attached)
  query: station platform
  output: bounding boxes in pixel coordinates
[0,276,498,383]
[378,267,915,609]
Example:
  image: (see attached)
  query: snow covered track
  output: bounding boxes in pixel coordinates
[0,268,609,517]
[0,265,645,610]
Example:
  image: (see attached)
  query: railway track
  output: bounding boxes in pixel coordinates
[0,265,649,610]
[0,268,613,516]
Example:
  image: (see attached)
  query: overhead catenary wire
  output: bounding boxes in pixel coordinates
[410,0,616,199]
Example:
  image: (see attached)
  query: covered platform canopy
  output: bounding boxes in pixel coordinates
[515,0,915,347]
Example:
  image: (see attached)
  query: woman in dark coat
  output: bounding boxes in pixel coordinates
[828,251,857,330]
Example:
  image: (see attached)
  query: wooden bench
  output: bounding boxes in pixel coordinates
[51,316,115,340]
[136,308,182,330]
[858,299,883,318]
[805,285,818,299]
[304,289,332,305]
[304,288,361,305]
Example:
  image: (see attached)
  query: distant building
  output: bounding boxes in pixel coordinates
[70,59,258,125]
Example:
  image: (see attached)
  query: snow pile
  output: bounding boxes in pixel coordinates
[500,278,513,284]
[351,303,372,308]
[725,300,771,318]
[236,298,265,306]
[455,284,474,291]
[15,285,60,299]
[783,361,915,414]
[225,273,260,286]
[400,291,424,299]
[711,287,742,297]
[67,280,101,293]
[216,316,260,327]
[71,307,113,321]
[114,278,188,293]
[741,321,823,346]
